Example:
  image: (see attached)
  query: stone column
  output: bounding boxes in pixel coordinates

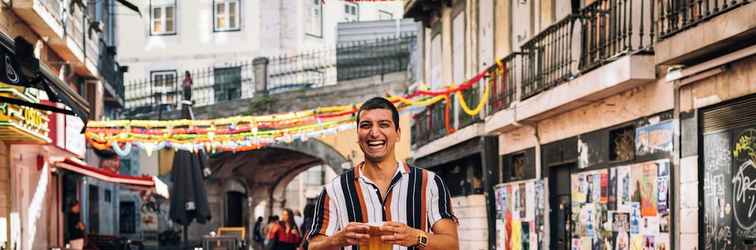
[253,57,270,95]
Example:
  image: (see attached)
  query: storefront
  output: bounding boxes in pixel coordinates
[698,94,756,249]
[413,136,499,250]
[494,112,674,250]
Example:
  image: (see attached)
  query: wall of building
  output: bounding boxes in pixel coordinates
[453,194,488,250]
[117,0,403,84]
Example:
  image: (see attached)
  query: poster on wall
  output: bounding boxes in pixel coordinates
[569,159,671,250]
[635,120,673,156]
[494,180,546,250]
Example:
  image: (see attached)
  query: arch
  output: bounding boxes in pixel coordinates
[268,139,352,176]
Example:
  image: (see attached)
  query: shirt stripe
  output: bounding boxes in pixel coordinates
[308,161,457,250]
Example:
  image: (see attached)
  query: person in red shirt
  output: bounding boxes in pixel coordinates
[268,208,303,250]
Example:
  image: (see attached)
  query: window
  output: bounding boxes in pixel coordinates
[214,0,241,31]
[150,0,176,35]
[104,189,112,203]
[610,126,635,162]
[150,70,178,105]
[343,3,358,22]
[501,148,536,182]
[213,67,241,102]
[306,0,323,37]
[378,10,393,20]
[119,201,137,234]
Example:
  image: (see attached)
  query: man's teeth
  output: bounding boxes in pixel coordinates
[368,141,385,146]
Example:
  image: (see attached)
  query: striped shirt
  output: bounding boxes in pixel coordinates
[307,161,457,250]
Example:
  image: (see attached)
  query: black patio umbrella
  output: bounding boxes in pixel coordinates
[169,148,211,246]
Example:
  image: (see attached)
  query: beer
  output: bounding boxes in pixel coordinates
[362,223,392,250]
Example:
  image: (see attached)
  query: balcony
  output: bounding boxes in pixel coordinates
[489,53,523,114]
[655,0,756,64]
[99,41,124,107]
[13,0,101,77]
[411,101,447,149]
[484,0,657,133]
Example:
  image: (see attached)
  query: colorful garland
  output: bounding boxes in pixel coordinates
[87,61,506,155]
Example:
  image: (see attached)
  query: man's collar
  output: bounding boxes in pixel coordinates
[354,161,409,181]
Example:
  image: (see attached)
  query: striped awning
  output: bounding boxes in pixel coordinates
[54,157,154,187]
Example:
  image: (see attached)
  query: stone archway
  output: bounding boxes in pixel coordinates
[203,138,352,242]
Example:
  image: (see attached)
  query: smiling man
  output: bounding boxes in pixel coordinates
[307,97,459,250]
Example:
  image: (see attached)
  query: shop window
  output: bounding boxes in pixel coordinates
[610,126,635,162]
[429,156,483,197]
[502,148,536,182]
[88,185,100,234]
[119,201,136,234]
[214,0,241,31]
[213,67,242,102]
[150,70,178,105]
[306,0,323,37]
[150,0,176,35]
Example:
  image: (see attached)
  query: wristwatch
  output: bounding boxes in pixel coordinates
[413,231,429,249]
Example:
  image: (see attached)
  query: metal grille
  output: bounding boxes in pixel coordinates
[656,0,751,40]
[702,95,756,134]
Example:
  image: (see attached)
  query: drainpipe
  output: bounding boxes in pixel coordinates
[669,67,682,250]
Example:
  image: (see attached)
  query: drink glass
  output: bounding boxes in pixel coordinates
[361,222,392,250]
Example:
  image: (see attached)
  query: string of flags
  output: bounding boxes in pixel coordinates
[86,61,506,155]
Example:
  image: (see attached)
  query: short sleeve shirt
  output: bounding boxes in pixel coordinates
[307,161,457,250]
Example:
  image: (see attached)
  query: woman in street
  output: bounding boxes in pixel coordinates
[68,201,86,250]
[267,208,302,250]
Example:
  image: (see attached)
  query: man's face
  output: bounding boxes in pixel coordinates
[357,108,400,163]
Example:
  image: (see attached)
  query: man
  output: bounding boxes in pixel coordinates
[308,97,459,250]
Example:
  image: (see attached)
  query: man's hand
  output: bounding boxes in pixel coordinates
[379,222,421,247]
[309,223,370,250]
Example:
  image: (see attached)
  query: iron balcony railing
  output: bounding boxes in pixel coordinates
[579,0,656,71]
[412,100,448,148]
[457,85,481,129]
[123,34,416,118]
[656,0,751,39]
[520,15,577,100]
[521,0,655,100]
[488,53,523,114]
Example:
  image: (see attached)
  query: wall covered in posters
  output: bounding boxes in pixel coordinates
[495,180,546,250]
[571,159,671,250]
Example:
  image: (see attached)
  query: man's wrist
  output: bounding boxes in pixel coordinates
[410,229,429,248]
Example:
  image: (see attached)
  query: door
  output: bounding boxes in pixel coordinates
[549,162,574,250]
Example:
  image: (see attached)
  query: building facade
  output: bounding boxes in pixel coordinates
[0,0,133,249]
[117,0,403,114]
[405,0,756,249]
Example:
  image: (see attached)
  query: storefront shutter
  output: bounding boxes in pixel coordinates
[702,95,756,134]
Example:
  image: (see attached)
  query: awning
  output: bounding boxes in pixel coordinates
[54,157,169,198]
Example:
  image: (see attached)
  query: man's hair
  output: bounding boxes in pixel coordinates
[356,97,400,130]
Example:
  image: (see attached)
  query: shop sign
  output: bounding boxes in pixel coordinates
[0,88,49,142]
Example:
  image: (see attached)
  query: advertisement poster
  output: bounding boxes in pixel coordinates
[635,120,673,156]
[573,174,587,203]
[609,168,617,210]
[640,163,658,216]
[593,174,602,204]
[494,181,545,250]
[630,203,640,234]
[616,232,630,250]
[617,166,631,212]
[601,171,609,204]
[613,212,630,232]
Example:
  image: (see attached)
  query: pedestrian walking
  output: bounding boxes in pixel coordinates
[254,216,265,250]
[267,208,302,250]
[182,70,193,101]
[299,204,315,250]
[67,201,86,250]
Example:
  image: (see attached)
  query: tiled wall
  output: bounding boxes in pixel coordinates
[452,194,488,250]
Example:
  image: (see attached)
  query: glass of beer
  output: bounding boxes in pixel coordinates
[362,222,392,250]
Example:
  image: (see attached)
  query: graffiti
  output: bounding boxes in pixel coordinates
[732,160,756,230]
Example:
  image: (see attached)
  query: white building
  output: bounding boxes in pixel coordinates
[117,0,402,109]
